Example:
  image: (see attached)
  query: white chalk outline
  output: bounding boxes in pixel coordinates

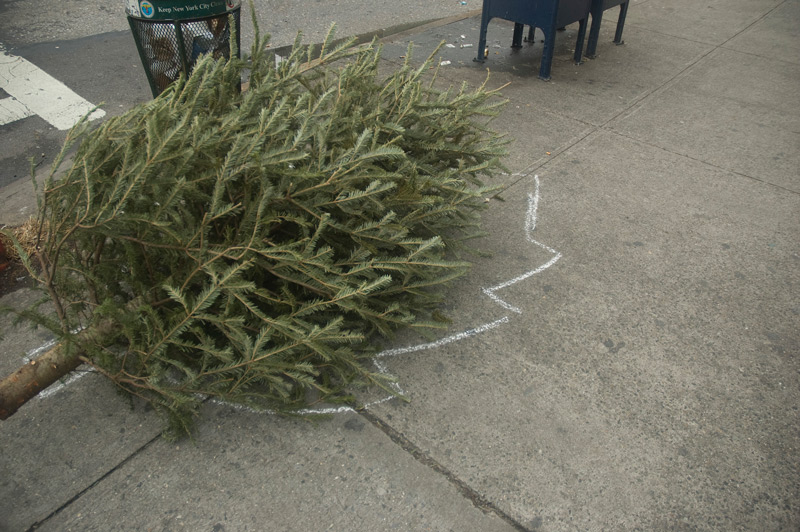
[357,173,562,412]
[482,176,562,314]
[22,175,561,415]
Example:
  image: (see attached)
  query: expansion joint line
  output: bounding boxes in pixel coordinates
[359,409,533,532]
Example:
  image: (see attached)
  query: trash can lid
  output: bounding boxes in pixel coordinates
[126,0,240,20]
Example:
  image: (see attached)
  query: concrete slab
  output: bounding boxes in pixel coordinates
[724,0,800,64]
[381,17,715,125]
[0,372,162,531]
[1,294,163,532]
[484,101,595,177]
[538,130,799,337]
[34,407,518,532]
[610,47,800,191]
[0,174,39,226]
[367,132,799,530]
[625,0,784,46]
[0,289,53,377]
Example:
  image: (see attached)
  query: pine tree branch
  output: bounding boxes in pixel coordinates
[0,24,509,436]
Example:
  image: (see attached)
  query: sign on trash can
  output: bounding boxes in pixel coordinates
[126,0,241,97]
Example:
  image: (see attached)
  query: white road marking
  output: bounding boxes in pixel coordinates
[0,45,105,130]
[0,96,34,125]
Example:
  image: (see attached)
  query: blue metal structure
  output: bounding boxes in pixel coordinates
[475,0,592,80]
[586,0,629,58]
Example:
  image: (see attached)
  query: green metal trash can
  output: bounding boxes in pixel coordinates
[125,0,241,97]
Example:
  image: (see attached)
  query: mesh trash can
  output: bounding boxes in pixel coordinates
[126,0,241,97]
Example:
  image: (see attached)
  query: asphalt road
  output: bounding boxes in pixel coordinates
[0,0,476,189]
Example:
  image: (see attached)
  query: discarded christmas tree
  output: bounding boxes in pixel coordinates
[0,25,507,438]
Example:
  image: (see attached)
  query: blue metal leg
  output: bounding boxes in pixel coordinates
[539,29,556,80]
[574,18,588,64]
[512,22,524,48]
[475,6,491,62]
[614,1,629,44]
[586,9,603,57]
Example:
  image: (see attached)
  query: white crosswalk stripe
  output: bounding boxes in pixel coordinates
[0,96,34,125]
[0,44,105,130]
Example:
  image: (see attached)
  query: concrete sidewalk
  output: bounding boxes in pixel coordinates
[2,0,798,530]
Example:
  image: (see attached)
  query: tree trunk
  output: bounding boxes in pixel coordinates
[0,318,119,419]
[0,343,82,419]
